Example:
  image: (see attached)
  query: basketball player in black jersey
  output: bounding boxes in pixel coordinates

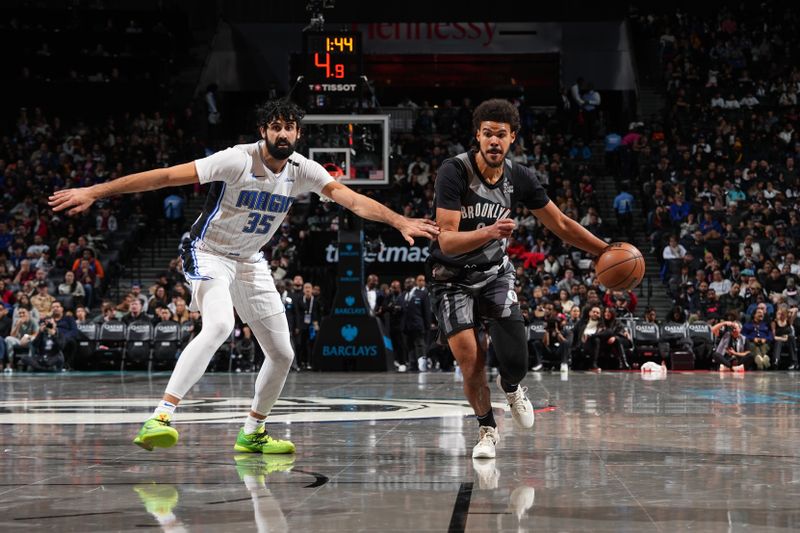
[428,99,609,458]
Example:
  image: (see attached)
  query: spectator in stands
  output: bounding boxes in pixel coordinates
[742,308,773,369]
[295,282,320,370]
[74,306,90,325]
[571,307,598,370]
[92,302,116,324]
[57,270,85,308]
[709,270,731,295]
[772,306,798,370]
[699,288,722,324]
[152,305,174,325]
[50,301,78,370]
[383,279,407,372]
[4,307,38,371]
[130,283,148,313]
[31,281,56,317]
[557,269,581,293]
[171,297,191,324]
[122,298,147,325]
[720,283,745,318]
[612,184,634,238]
[0,306,11,370]
[74,258,97,308]
[147,286,169,314]
[13,259,36,286]
[364,274,380,312]
[403,274,432,371]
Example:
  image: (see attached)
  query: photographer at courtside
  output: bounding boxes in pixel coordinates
[711,320,753,371]
[20,317,65,372]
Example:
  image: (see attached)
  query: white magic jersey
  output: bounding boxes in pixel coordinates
[187,141,334,261]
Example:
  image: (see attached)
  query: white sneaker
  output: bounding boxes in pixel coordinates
[496,375,535,429]
[733,364,745,372]
[417,356,427,372]
[472,426,499,459]
[472,457,499,489]
[560,363,569,373]
[398,364,407,373]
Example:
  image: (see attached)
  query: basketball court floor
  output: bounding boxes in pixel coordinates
[1,371,799,532]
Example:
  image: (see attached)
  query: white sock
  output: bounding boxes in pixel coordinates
[244,414,265,434]
[153,399,177,419]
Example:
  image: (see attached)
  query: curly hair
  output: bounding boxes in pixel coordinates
[472,98,520,133]
[255,99,305,129]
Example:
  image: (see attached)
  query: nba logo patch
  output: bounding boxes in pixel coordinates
[508,290,518,303]
[503,181,514,196]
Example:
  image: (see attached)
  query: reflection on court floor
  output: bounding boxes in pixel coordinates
[2,372,799,532]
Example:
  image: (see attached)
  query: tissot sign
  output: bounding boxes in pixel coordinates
[349,22,562,54]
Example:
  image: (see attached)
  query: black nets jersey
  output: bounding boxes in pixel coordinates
[429,150,550,270]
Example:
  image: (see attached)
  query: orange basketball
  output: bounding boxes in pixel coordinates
[595,242,646,290]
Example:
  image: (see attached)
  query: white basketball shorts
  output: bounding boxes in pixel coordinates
[181,241,284,324]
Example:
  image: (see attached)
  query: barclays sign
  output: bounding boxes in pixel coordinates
[333,294,368,316]
[321,323,379,357]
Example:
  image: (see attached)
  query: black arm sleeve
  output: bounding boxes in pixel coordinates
[512,164,550,210]
[434,159,467,211]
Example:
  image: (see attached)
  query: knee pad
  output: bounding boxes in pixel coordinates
[489,319,528,384]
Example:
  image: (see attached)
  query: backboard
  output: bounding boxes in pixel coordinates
[301,114,390,186]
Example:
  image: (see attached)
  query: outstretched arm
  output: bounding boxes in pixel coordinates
[49,162,199,215]
[321,181,439,245]
[533,201,609,256]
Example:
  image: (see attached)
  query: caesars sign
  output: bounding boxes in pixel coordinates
[304,232,430,276]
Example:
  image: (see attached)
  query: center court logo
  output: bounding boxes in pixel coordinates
[0,397,505,425]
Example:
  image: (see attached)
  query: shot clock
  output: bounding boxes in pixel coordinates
[303,32,362,90]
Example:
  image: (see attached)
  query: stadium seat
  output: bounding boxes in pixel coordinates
[124,320,153,370]
[631,321,661,366]
[686,321,714,369]
[75,323,98,370]
[96,320,127,368]
[179,321,193,347]
[152,321,181,371]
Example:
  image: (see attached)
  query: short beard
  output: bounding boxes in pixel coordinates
[266,138,295,160]
[480,147,505,168]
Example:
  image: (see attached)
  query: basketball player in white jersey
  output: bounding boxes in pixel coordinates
[49,99,439,454]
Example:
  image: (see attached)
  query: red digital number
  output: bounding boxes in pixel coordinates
[334,63,345,78]
[314,52,331,78]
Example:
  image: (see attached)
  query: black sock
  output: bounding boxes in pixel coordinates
[476,409,496,428]
[499,378,518,393]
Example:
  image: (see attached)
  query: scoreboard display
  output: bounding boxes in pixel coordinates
[303,32,362,91]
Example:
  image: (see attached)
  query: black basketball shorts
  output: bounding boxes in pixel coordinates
[429,259,522,340]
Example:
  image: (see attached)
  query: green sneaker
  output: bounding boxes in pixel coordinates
[133,483,179,515]
[133,414,179,451]
[234,426,295,454]
[234,453,295,481]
